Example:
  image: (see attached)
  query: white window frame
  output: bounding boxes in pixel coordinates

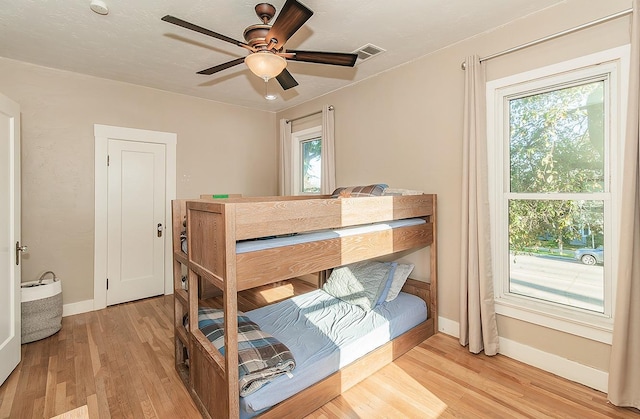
[291,125,322,195]
[486,46,629,344]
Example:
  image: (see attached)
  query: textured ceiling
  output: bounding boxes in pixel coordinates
[0,0,564,112]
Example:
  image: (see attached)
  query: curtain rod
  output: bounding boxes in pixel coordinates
[461,8,633,69]
[285,105,333,124]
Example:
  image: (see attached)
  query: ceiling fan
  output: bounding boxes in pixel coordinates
[162,0,358,91]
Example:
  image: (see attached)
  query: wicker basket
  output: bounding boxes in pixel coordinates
[21,271,62,343]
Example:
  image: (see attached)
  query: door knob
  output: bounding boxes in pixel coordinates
[15,241,28,265]
[157,223,163,237]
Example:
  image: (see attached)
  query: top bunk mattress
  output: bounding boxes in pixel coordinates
[239,288,428,417]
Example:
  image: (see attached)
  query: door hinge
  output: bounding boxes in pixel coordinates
[107,155,110,166]
[106,278,109,290]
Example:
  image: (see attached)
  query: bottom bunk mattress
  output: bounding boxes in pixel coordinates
[237,288,428,418]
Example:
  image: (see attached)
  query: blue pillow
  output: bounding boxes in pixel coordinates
[376,262,398,306]
[385,263,415,302]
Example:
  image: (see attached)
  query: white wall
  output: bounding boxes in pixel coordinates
[0,58,277,305]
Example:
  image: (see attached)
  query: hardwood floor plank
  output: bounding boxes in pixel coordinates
[0,284,638,419]
[86,393,101,419]
[367,365,460,418]
[43,354,58,418]
[400,347,544,417]
[54,382,66,418]
[0,363,18,417]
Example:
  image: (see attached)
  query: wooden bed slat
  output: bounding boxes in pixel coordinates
[191,334,228,419]
[235,223,432,291]
[188,209,225,277]
[233,195,434,240]
[192,329,226,374]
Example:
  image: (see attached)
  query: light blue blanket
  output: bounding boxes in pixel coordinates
[239,289,427,417]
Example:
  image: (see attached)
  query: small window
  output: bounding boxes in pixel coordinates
[486,46,629,342]
[300,138,321,194]
[292,126,322,195]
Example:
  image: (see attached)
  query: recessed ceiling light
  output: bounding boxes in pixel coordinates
[90,0,109,15]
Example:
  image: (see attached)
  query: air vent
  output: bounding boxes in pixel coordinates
[353,44,385,65]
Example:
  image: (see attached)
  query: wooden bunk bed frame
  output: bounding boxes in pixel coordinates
[171,194,438,419]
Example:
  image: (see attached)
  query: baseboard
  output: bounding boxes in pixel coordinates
[62,299,95,317]
[498,336,608,392]
[437,316,608,393]
[438,316,460,338]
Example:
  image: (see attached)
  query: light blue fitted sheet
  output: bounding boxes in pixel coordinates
[235,218,426,254]
[239,289,428,417]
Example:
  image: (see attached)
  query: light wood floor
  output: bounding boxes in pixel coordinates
[1,281,638,419]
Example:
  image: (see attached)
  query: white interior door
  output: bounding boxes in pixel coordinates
[107,139,166,306]
[0,93,21,385]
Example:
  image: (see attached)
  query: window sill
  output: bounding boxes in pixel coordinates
[495,297,613,344]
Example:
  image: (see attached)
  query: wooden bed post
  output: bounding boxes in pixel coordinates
[171,200,190,384]
[222,203,240,418]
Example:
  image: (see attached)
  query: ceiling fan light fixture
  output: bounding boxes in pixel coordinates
[245,52,287,81]
[264,80,277,101]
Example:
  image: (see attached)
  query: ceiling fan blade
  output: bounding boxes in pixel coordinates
[197,57,246,75]
[276,69,299,90]
[286,50,358,67]
[162,15,249,48]
[265,0,313,49]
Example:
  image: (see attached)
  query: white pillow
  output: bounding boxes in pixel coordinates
[385,263,415,302]
[322,261,392,311]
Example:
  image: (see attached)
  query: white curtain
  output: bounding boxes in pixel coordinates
[459,55,500,355]
[608,0,640,408]
[278,118,292,196]
[321,105,336,194]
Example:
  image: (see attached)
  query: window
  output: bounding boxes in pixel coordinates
[486,46,629,342]
[292,126,322,195]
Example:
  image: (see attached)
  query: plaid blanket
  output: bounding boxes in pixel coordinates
[196,307,296,396]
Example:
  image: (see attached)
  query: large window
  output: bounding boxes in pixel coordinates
[486,47,629,342]
[292,126,322,195]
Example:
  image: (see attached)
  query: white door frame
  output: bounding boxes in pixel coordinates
[94,124,176,311]
[0,93,21,385]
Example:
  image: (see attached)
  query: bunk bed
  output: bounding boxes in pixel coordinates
[171,193,438,419]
